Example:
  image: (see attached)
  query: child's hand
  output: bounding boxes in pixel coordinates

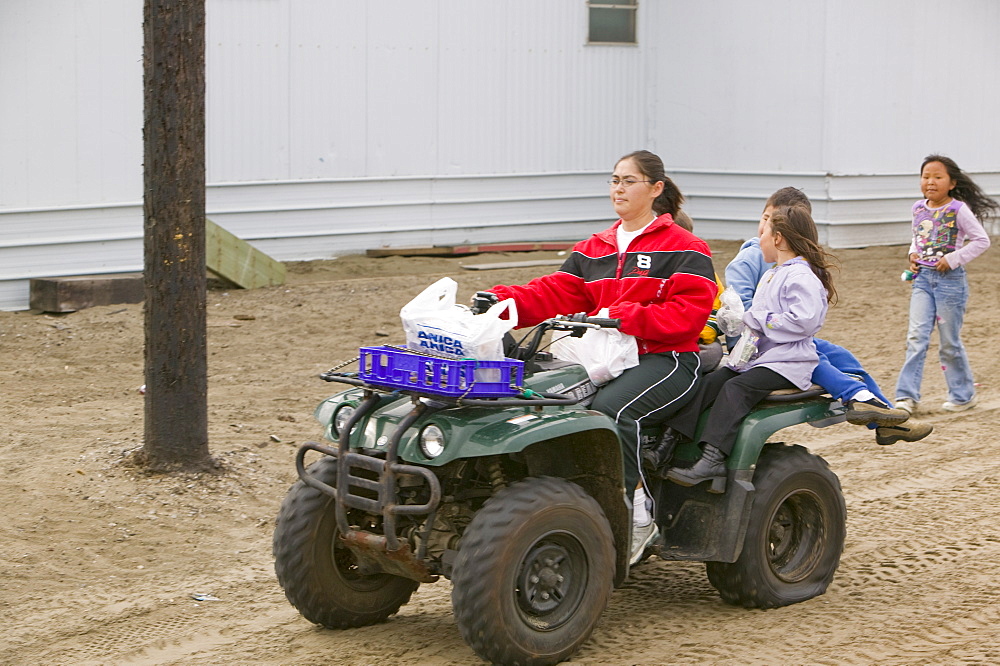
[908,253,920,271]
[935,256,952,272]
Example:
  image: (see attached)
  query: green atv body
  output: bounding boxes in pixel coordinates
[274,318,848,665]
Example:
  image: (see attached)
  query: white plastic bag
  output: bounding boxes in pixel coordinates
[715,286,746,337]
[399,277,517,361]
[550,309,639,386]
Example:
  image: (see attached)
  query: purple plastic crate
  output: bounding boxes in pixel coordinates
[357,346,524,398]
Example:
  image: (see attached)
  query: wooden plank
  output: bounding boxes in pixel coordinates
[448,242,575,254]
[366,246,454,257]
[460,259,565,271]
[29,273,144,313]
[367,241,575,258]
[205,218,285,289]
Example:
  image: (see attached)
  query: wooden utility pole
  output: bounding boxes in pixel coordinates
[142,0,210,470]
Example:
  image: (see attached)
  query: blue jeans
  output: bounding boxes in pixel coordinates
[813,339,890,430]
[895,267,974,404]
[813,338,889,405]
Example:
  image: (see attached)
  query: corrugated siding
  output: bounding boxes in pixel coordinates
[655,0,1000,175]
[206,0,645,180]
[821,0,1000,174]
[0,0,146,309]
[2,1,999,309]
[2,0,652,310]
[0,0,143,209]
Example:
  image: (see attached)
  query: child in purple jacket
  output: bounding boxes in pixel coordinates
[661,205,835,493]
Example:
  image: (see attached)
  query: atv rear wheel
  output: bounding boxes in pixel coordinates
[273,456,419,628]
[451,476,615,666]
[706,443,845,608]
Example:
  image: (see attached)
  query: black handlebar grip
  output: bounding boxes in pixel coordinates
[564,313,620,328]
[471,291,500,314]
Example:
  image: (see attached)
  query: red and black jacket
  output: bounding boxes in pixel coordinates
[490,214,716,355]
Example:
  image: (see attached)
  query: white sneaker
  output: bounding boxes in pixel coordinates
[894,398,917,414]
[942,396,977,412]
[629,521,659,566]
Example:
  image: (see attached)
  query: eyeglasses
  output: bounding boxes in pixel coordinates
[608,177,653,187]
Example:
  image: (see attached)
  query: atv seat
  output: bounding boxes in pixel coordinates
[761,383,829,403]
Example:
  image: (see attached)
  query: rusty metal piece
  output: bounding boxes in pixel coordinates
[340,530,439,583]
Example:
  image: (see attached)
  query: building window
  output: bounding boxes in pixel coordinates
[587,1,637,44]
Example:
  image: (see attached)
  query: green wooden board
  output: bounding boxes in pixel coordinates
[206,219,285,289]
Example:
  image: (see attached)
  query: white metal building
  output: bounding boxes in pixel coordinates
[1,0,998,310]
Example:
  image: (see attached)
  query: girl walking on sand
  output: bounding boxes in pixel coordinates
[894,154,996,414]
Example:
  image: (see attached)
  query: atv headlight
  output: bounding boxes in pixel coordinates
[419,424,446,459]
[315,399,338,427]
[332,404,357,436]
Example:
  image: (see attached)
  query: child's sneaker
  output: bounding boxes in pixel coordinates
[844,397,910,426]
[875,421,933,445]
[893,398,918,414]
[942,396,977,412]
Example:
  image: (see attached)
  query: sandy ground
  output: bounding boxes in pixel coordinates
[2,238,999,665]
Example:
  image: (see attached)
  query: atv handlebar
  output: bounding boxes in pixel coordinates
[513,314,620,361]
[470,291,500,315]
[557,313,621,329]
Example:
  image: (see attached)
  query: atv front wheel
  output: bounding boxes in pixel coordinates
[706,443,845,608]
[273,456,419,628]
[451,476,615,666]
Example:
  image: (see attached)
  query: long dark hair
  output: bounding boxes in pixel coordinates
[921,154,999,222]
[617,150,684,217]
[769,205,839,305]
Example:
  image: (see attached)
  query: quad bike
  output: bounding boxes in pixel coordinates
[273,315,847,665]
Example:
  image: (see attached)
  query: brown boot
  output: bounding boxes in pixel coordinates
[875,421,933,445]
[845,397,910,426]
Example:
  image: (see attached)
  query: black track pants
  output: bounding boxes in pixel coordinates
[590,351,701,494]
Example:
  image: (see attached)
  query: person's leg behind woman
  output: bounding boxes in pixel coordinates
[641,364,739,479]
[656,365,739,440]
